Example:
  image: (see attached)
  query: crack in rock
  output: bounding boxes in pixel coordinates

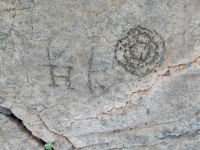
[0,106,45,149]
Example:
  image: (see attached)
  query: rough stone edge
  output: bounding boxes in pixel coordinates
[0,106,46,149]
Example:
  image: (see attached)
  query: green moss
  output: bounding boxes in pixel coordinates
[44,142,53,150]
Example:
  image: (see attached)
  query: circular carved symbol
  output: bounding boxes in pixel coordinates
[115,26,165,77]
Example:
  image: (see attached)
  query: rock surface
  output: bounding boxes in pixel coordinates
[0,0,200,149]
[0,113,44,150]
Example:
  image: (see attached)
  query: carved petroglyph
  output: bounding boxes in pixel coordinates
[115,26,165,77]
[46,39,73,87]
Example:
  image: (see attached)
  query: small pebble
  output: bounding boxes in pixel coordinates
[187,63,191,67]
[116,129,121,133]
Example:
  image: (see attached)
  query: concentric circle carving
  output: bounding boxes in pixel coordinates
[115,26,165,77]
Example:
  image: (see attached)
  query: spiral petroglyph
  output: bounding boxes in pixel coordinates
[115,26,165,77]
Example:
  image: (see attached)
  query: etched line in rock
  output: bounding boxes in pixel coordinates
[88,51,94,93]
[53,66,74,88]
[47,64,57,87]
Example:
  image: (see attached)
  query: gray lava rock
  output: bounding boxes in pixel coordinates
[0,0,200,149]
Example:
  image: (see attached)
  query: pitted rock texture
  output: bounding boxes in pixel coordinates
[0,0,200,149]
[115,26,165,77]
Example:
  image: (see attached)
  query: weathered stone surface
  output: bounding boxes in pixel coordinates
[0,113,44,150]
[0,0,200,149]
[0,106,11,115]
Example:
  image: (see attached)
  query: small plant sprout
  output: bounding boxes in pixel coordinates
[44,142,53,150]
